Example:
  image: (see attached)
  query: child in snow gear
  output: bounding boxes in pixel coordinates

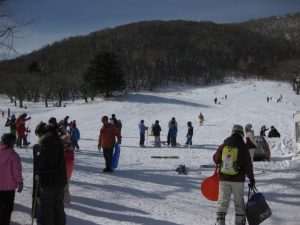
[198,113,204,126]
[16,113,31,147]
[0,133,23,225]
[213,124,255,225]
[185,121,193,145]
[268,126,280,138]
[152,120,161,147]
[169,120,178,147]
[70,121,80,150]
[139,120,148,147]
[167,117,177,145]
[245,124,257,162]
[98,116,122,172]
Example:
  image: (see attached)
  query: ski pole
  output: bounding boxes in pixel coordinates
[31,175,39,225]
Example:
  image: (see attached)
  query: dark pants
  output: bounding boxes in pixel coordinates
[167,132,170,145]
[40,185,66,225]
[0,190,15,225]
[16,135,28,147]
[139,133,145,145]
[103,148,114,170]
[72,140,80,149]
[170,137,177,147]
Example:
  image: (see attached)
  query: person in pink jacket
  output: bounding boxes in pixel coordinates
[0,133,23,225]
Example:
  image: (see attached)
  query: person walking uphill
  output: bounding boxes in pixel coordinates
[35,117,67,225]
[0,133,23,225]
[213,124,255,225]
[98,116,121,172]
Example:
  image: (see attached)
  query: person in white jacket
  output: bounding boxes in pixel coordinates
[244,124,257,162]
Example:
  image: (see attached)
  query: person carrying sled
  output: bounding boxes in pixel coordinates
[268,126,280,138]
[167,117,177,145]
[16,113,31,147]
[185,121,193,146]
[198,113,204,126]
[35,117,67,225]
[244,124,257,162]
[213,124,255,225]
[152,120,161,147]
[138,120,148,147]
[98,116,121,172]
[0,133,23,225]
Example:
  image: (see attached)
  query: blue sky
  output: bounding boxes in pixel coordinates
[1,0,300,56]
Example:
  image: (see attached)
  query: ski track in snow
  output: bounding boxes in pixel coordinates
[0,80,300,225]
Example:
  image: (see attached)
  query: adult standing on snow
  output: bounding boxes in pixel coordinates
[244,124,257,162]
[0,133,23,225]
[169,120,178,147]
[260,125,268,137]
[138,120,148,147]
[167,117,177,145]
[152,120,161,147]
[98,116,121,172]
[35,117,67,225]
[70,121,80,151]
[16,113,31,147]
[213,124,255,225]
[185,121,193,146]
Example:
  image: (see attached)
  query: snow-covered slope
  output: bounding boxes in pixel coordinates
[0,80,299,225]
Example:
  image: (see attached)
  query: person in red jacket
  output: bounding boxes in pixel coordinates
[16,113,31,147]
[213,124,255,225]
[98,116,121,172]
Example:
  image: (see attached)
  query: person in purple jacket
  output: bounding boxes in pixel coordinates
[0,133,23,225]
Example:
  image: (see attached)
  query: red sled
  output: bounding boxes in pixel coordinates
[200,166,219,201]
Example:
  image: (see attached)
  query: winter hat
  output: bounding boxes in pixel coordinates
[155,120,159,124]
[48,117,58,128]
[35,122,48,136]
[232,124,244,136]
[1,133,16,148]
[101,116,109,123]
[141,120,144,123]
[112,114,116,118]
[245,124,252,132]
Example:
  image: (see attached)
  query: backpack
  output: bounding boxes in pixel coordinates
[220,146,239,175]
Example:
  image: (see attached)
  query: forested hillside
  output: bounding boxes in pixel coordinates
[0,15,300,107]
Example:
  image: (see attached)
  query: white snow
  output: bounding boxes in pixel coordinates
[0,80,299,225]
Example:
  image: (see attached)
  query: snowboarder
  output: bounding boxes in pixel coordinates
[138,120,148,147]
[244,124,257,162]
[167,117,177,145]
[152,120,161,147]
[268,126,280,138]
[169,120,178,147]
[16,113,31,147]
[98,116,121,172]
[0,133,23,225]
[185,121,193,146]
[198,112,204,126]
[213,124,255,225]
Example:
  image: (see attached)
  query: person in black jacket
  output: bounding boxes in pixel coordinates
[35,118,67,225]
[268,126,280,138]
[152,120,161,147]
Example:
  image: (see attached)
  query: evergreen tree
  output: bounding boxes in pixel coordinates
[84,50,126,97]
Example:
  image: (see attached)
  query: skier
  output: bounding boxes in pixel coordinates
[0,133,23,225]
[138,120,148,147]
[167,117,177,145]
[185,121,193,146]
[98,116,121,172]
[268,126,280,138]
[213,124,255,225]
[16,113,31,147]
[244,124,257,162]
[70,121,80,151]
[198,112,204,126]
[152,120,161,147]
[169,120,178,147]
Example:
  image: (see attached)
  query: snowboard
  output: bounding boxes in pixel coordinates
[112,143,120,169]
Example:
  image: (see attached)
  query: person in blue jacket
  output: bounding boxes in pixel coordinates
[138,120,148,147]
[169,120,178,147]
[70,121,80,151]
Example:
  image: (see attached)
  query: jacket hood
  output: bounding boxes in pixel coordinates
[0,146,14,164]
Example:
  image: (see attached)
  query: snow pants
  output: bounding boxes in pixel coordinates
[40,185,66,225]
[139,133,145,146]
[0,190,15,225]
[216,181,246,225]
[170,137,176,147]
[103,148,114,170]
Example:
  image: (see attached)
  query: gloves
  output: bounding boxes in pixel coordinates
[98,145,101,151]
[18,181,23,193]
[248,179,255,188]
